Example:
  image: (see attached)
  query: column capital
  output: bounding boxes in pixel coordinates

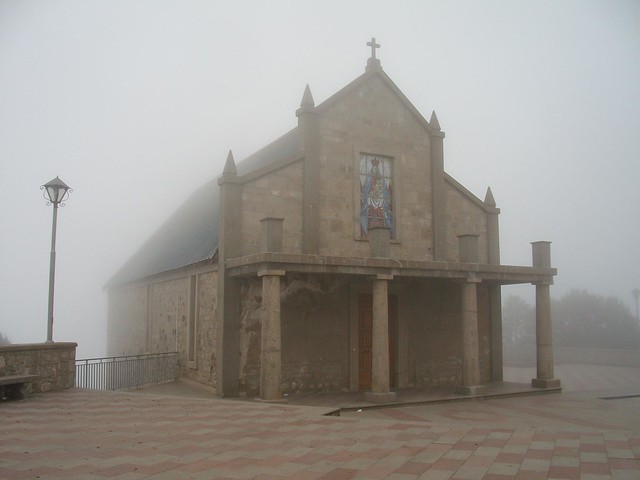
[258,269,286,277]
[459,274,481,284]
[375,274,394,281]
[532,279,554,286]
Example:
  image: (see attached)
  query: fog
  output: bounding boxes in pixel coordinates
[1,1,639,359]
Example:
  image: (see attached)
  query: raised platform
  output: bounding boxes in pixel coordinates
[283,381,562,413]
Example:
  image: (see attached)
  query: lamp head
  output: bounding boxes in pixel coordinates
[41,176,72,205]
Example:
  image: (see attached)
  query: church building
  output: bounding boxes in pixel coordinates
[107,40,560,401]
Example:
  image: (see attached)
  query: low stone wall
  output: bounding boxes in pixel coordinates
[0,342,77,394]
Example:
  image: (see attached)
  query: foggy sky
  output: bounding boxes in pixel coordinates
[1,1,639,358]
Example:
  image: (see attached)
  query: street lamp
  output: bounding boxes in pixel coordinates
[41,176,72,343]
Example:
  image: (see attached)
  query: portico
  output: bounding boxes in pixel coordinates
[225,239,558,401]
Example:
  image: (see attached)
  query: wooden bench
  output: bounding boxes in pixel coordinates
[0,375,39,401]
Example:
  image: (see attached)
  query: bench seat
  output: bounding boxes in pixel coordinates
[0,374,39,400]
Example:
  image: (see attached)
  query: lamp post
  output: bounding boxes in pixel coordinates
[41,176,72,343]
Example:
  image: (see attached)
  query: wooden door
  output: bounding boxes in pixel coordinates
[358,294,397,390]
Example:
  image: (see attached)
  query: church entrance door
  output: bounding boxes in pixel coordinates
[358,293,397,390]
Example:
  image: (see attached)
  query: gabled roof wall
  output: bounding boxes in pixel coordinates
[108,62,496,287]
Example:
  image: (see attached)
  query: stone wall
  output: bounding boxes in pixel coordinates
[316,75,434,261]
[407,280,462,387]
[107,269,219,391]
[240,160,304,256]
[179,270,218,389]
[445,182,489,263]
[405,280,493,387]
[238,274,350,396]
[0,342,77,394]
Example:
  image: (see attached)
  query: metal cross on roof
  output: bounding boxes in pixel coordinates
[367,37,380,60]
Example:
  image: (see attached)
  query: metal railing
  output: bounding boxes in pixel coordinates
[75,352,178,390]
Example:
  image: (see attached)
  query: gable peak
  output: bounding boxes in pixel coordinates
[222,150,237,176]
[365,37,382,72]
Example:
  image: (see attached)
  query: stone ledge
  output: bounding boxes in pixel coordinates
[364,391,397,404]
[0,342,78,353]
[456,385,487,396]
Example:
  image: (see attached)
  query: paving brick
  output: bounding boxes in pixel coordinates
[1,388,639,480]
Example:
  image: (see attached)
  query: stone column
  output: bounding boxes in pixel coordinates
[457,278,484,395]
[258,269,285,401]
[484,188,503,380]
[364,274,397,403]
[430,111,447,261]
[296,85,320,255]
[216,151,243,398]
[531,242,561,389]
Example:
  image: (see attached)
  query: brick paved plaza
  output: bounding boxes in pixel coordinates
[1,365,639,479]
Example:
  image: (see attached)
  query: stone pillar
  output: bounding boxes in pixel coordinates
[430,111,447,261]
[258,269,285,401]
[216,151,243,398]
[364,274,397,403]
[484,187,500,265]
[531,241,561,389]
[483,188,503,380]
[297,85,320,255]
[457,278,484,395]
[489,286,503,381]
[369,226,390,258]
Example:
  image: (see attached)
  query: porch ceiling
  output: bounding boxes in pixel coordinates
[225,252,556,285]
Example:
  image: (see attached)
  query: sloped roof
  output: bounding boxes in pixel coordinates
[106,179,219,287]
[107,128,301,287]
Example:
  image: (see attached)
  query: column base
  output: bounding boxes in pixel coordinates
[531,378,561,389]
[456,385,486,396]
[364,391,397,404]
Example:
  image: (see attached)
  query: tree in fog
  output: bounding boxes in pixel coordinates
[503,289,639,355]
[552,289,639,349]
[0,332,11,345]
[502,295,535,346]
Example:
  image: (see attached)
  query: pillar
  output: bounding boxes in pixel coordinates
[457,278,485,395]
[216,151,243,397]
[531,241,561,389]
[430,111,447,261]
[483,187,503,380]
[297,85,320,255]
[259,269,285,401]
[364,274,397,403]
[489,286,503,381]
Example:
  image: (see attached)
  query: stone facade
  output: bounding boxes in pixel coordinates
[107,47,558,400]
[108,268,218,390]
[0,343,77,394]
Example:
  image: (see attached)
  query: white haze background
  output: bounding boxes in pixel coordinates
[1,1,639,358]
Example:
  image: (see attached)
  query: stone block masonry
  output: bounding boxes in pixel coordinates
[0,342,77,394]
